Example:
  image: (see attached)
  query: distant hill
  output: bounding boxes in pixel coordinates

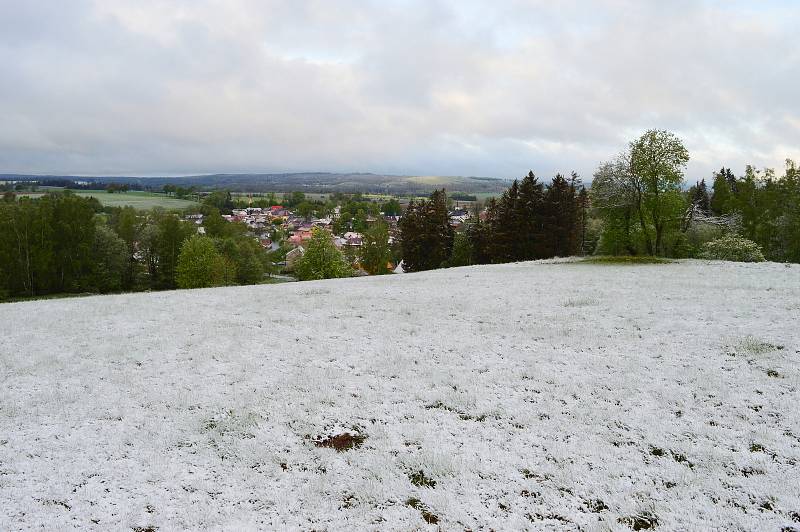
[0,172,513,194]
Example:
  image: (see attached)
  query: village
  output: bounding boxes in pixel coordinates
[183,201,475,274]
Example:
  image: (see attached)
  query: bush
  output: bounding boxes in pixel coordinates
[699,234,765,262]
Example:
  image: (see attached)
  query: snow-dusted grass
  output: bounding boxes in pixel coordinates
[1,260,799,530]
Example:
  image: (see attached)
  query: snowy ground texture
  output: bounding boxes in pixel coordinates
[1,259,799,531]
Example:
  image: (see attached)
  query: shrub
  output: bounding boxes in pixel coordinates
[699,234,765,262]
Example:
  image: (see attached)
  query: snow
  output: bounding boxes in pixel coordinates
[1,259,798,530]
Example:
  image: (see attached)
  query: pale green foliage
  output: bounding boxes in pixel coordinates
[176,234,227,288]
[592,129,690,256]
[699,234,765,262]
[295,228,353,281]
[443,232,473,268]
[360,222,392,274]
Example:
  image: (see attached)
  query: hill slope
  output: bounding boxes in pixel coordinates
[1,260,799,530]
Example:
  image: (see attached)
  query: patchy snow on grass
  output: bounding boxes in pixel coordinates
[1,260,799,530]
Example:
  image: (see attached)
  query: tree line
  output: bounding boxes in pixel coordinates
[591,130,799,262]
[0,191,270,300]
[399,174,587,272]
[399,129,799,272]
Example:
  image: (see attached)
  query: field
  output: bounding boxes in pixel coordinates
[1,260,798,529]
[19,190,198,210]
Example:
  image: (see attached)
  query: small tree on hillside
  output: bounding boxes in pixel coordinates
[360,222,392,274]
[592,129,689,256]
[294,228,353,281]
[630,129,689,255]
[176,234,226,289]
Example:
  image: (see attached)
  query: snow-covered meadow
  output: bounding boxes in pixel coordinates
[1,260,799,530]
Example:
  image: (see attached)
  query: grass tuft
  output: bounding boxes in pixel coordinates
[408,470,437,488]
[405,498,439,524]
[618,511,659,530]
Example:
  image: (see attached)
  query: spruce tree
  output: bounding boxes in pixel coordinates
[423,189,455,269]
[543,174,575,257]
[516,171,545,260]
[493,180,519,262]
[691,179,711,213]
[710,168,735,215]
[399,190,454,271]
[399,200,423,272]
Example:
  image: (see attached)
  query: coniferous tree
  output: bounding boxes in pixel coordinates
[576,186,590,255]
[493,180,519,262]
[710,168,735,215]
[468,204,492,264]
[399,189,454,272]
[515,171,545,260]
[425,189,455,268]
[690,179,711,213]
[399,199,423,271]
[543,173,577,257]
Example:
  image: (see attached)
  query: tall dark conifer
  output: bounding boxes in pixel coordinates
[399,190,454,272]
[493,180,519,262]
[515,171,545,260]
[690,179,711,213]
[543,174,575,257]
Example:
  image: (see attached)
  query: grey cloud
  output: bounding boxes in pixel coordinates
[0,0,797,180]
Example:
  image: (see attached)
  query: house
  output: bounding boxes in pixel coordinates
[288,230,313,247]
[285,246,305,271]
[313,217,333,227]
[449,209,471,225]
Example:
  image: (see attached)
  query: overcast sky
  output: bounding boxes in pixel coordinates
[0,0,797,180]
